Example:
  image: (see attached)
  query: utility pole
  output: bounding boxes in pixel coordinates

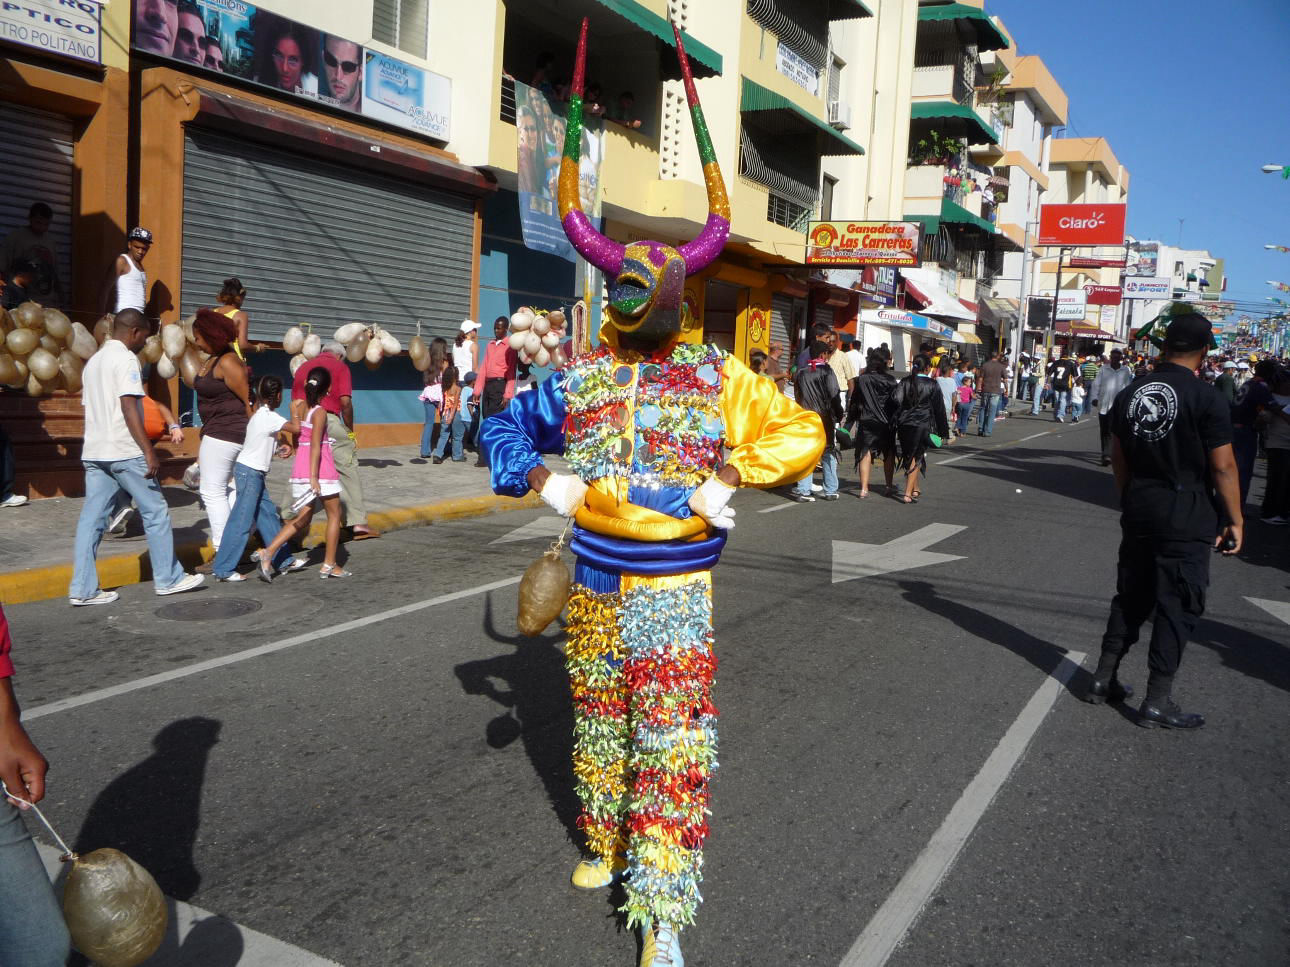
[1046,246,1068,360]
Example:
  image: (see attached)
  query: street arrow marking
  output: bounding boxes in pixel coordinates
[1246,597,1290,627]
[832,523,967,585]
[490,516,568,545]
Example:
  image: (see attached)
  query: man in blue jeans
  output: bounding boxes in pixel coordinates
[0,604,70,966]
[1047,352,1080,423]
[977,351,1007,436]
[69,309,203,605]
[791,339,843,501]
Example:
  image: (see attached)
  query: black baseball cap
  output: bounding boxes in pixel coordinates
[1162,311,1213,352]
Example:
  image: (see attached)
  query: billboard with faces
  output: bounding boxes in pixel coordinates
[131,0,450,141]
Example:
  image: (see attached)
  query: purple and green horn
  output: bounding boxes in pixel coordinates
[557,17,731,277]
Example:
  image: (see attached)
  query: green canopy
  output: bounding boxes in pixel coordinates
[741,78,865,155]
[591,0,722,77]
[917,2,1010,51]
[910,101,999,146]
[941,198,996,234]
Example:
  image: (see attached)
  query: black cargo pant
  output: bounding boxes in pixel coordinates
[1098,412,1114,462]
[1098,533,1210,686]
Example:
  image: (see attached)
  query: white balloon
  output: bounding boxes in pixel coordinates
[533,347,551,368]
[541,331,560,350]
[379,331,401,356]
[510,312,533,332]
[69,323,98,360]
[161,323,187,358]
[508,331,528,351]
[289,353,307,375]
[334,322,366,345]
[282,326,306,355]
[524,332,542,356]
[365,337,384,365]
[551,348,568,369]
[531,315,551,336]
[302,333,322,359]
[27,347,59,382]
[155,354,176,380]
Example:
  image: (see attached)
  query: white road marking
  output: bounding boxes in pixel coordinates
[832,524,966,584]
[840,651,1085,967]
[759,502,801,513]
[934,451,975,466]
[1018,432,1048,442]
[490,516,568,544]
[1246,597,1290,626]
[23,577,522,721]
[37,844,342,966]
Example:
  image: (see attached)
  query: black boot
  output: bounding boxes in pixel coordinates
[1082,651,1134,705]
[1138,674,1204,730]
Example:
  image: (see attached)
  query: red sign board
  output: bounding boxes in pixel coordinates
[1068,256,1126,269]
[1038,204,1127,246]
[1083,284,1122,306]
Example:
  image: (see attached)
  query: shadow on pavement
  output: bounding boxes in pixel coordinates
[1192,616,1290,696]
[455,595,581,849]
[948,447,1120,512]
[68,717,224,966]
[896,579,1082,696]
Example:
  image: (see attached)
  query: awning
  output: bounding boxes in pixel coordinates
[741,78,866,155]
[979,296,1019,329]
[860,307,952,338]
[942,198,997,234]
[593,0,722,77]
[917,2,1010,51]
[910,102,999,146]
[1056,321,1124,343]
[900,267,976,321]
[957,331,983,344]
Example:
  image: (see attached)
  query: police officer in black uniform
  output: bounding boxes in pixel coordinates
[1083,308,1243,729]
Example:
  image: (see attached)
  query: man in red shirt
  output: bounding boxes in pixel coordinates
[475,317,519,469]
[291,343,379,538]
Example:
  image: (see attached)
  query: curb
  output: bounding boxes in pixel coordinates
[0,491,542,607]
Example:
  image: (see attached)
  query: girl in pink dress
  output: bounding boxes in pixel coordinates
[258,366,350,580]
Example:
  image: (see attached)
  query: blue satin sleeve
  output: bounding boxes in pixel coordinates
[481,376,568,497]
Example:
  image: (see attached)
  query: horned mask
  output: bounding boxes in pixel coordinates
[558,18,730,344]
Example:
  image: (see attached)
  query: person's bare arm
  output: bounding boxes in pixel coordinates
[100,255,128,314]
[121,395,159,477]
[0,678,47,807]
[156,400,184,445]
[340,395,355,433]
[218,355,251,417]
[1208,443,1243,554]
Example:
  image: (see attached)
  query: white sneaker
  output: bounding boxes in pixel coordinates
[69,590,119,606]
[156,573,205,596]
[215,572,246,582]
[0,494,28,508]
[640,923,683,967]
[810,483,823,492]
[107,505,134,535]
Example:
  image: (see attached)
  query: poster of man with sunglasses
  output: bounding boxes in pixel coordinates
[130,0,446,141]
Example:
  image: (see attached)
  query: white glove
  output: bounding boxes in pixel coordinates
[539,472,589,518]
[688,475,737,530]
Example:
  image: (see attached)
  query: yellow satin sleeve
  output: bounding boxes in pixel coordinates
[721,354,825,488]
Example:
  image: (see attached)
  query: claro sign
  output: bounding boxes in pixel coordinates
[1037,204,1127,247]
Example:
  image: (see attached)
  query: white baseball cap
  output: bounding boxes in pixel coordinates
[1222,361,1236,369]
[459,320,480,333]
[1238,362,1250,370]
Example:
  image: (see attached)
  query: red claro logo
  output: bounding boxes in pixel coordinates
[1039,204,1126,245]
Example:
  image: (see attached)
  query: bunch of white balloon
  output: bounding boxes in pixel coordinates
[0,302,97,396]
[507,308,568,370]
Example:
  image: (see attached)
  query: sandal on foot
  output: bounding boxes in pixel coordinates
[320,564,353,579]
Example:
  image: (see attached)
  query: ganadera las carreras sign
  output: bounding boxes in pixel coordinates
[806,221,922,268]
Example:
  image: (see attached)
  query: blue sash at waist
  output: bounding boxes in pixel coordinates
[570,525,727,576]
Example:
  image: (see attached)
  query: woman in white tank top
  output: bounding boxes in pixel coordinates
[453,320,479,377]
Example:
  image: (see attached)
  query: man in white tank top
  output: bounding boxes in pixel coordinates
[100,227,152,315]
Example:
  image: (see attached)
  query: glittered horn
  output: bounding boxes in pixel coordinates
[557,18,625,276]
[672,22,731,276]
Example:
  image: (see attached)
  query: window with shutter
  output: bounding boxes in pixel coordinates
[371,0,427,59]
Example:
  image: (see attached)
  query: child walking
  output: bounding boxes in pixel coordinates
[258,367,351,581]
[955,375,974,437]
[211,376,304,582]
[431,365,466,463]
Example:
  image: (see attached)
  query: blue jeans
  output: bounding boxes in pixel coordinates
[955,401,972,435]
[1071,400,1084,420]
[977,393,999,435]
[1053,390,1071,420]
[1233,424,1258,505]
[794,449,838,496]
[419,400,439,457]
[70,457,185,599]
[0,804,69,966]
[1030,388,1043,415]
[212,463,293,578]
[433,413,465,461]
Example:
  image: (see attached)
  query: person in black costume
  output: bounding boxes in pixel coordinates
[791,340,844,502]
[1083,309,1243,729]
[849,351,898,498]
[889,354,949,504]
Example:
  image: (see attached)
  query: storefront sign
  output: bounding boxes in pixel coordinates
[1127,240,1158,276]
[1,0,101,64]
[1122,276,1171,300]
[858,265,897,305]
[130,0,451,141]
[1037,203,1127,246]
[515,80,604,263]
[1083,284,1122,306]
[776,43,819,96]
[806,221,921,268]
[1099,305,1118,330]
[1039,290,1088,321]
[862,308,949,336]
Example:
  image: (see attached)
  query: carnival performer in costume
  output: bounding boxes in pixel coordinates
[482,19,825,967]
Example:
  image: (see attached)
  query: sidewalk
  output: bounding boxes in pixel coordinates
[0,445,549,605]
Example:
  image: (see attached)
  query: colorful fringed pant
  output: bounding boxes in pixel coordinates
[565,563,718,930]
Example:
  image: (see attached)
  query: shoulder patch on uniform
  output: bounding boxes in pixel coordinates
[1126,381,1178,442]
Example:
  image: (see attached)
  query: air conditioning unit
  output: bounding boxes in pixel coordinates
[827,100,852,131]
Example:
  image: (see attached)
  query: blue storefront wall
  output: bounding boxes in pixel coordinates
[181,349,424,428]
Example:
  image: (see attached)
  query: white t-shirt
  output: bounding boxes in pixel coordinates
[452,342,475,374]
[81,339,144,461]
[236,407,288,472]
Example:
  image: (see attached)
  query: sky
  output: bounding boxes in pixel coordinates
[986,0,1290,324]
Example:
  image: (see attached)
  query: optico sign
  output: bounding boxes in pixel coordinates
[806,221,921,268]
[1037,204,1127,247]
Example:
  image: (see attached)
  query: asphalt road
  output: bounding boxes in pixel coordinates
[6,409,1289,967]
